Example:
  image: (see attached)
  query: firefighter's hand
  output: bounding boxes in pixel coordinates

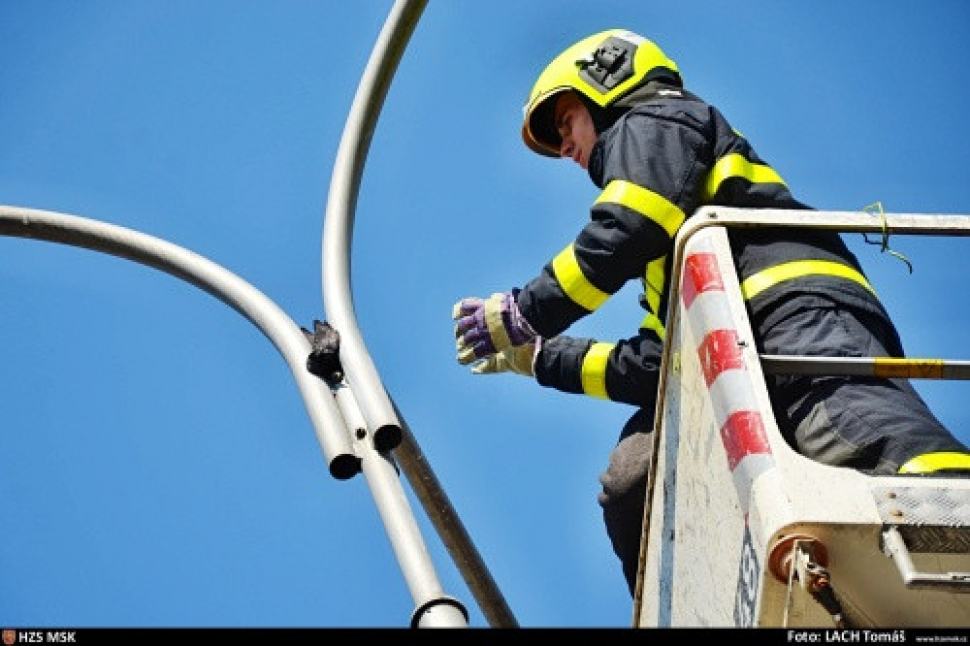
[453,290,536,364]
[469,339,540,377]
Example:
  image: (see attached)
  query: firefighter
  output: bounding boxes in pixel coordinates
[452,29,970,596]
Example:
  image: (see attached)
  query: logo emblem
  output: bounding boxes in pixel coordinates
[2,629,16,646]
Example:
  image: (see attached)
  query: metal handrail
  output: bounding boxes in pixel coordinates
[760,355,970,380]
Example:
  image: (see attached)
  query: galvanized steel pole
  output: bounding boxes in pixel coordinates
[320,0,517,628]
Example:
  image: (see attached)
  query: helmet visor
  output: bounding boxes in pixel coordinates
[521,89,567,158]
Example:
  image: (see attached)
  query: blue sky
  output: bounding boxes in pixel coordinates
[1,0,968,630]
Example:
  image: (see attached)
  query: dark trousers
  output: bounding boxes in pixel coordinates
[598,407,654,597]
[760,298,966,474]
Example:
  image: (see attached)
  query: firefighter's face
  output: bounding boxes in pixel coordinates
[554,91,597,169]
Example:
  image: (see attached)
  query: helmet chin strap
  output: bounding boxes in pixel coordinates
[574,94,618,136]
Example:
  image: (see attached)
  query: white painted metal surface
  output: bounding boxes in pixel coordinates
[634,214,970,628]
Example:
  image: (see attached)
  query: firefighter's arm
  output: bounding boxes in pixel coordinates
[533,331,663,408]
[517,111,709,341]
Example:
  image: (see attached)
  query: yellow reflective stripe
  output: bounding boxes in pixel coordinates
[740,260,876,300]
[551,243,609,312]
[873,358,944,379]
[643,256,666,314]
[703,153,787,202]
[898,451,970,474]
[581,342,614,399]
[639,313,666,341]
[595,180,685,237]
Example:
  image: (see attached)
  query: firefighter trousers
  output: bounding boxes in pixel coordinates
[759,297,967,474]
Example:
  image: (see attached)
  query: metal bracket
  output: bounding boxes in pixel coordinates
[774,536,850,628]
[881,525,970,592]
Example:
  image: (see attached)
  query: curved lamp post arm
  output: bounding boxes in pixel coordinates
[320,0,517,628]
[322,0,424,451]
[0,205,359,480]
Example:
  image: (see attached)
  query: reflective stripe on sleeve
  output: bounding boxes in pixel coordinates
[595,179,685,237]
[581,342,614,399]
[702,152,787,202]
[551,243,609,312]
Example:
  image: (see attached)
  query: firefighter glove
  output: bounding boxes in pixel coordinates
[470,338,540,376]
[453,289,536,365]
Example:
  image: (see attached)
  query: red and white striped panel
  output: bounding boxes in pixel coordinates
[680,235,776,510]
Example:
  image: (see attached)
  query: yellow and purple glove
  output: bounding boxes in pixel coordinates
[453,289,536,365]
[470,339,540,376]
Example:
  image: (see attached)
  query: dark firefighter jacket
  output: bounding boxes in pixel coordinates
[517,83,899,408]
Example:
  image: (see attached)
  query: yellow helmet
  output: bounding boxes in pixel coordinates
[521,29,681,157]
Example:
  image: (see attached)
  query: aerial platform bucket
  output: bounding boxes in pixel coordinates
[634,214,970,628]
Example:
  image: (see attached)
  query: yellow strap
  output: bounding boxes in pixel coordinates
[702,152,787,202]
[581,342,614,399]
[595,180,685,237]
[552,243,609,312]
[740,259,876,300]
[897,451,970,474]
[873,357,944,379]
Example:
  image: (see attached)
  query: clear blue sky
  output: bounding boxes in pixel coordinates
[1,0,968,629]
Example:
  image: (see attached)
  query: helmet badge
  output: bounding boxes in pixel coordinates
[576,37,636,93]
